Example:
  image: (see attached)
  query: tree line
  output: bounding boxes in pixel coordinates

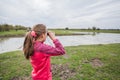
[0,24,27,32]
[65,26,100,30]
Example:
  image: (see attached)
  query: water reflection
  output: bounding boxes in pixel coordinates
[0,33,120,53]
[74,32,100,36]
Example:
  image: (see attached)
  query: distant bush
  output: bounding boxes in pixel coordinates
[65,27,69,30]
[92,26,96,30]
[97,28,100,30]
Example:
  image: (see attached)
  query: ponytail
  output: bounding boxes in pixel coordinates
[23,31,34,59]
[23,24,47,59]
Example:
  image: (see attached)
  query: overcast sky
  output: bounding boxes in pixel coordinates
[0,0,120,29]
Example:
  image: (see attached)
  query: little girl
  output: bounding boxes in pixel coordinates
[23,24,65,80]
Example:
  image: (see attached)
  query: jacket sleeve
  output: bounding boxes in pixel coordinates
[38,39,65,56]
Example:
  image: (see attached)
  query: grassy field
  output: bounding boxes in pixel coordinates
[0,30,26,37]
[0,43,120,80]
[0,29,120,37]
[50,29,120,35]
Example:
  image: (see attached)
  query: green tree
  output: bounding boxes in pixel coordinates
[65,27,69,30]
[92,26,96,30]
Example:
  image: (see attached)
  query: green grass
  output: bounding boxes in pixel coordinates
[50,29,76,35]
[0,43,120,80]
[0,29,120,37]
[0,30,26,37]
[81,29,120,33]
[50,29,120,34]
[0,51,32,80]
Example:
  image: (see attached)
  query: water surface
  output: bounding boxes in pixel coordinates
[0,33,120,53]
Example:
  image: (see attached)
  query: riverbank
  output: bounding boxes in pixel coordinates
[0,43,120,80]
[0,29,120,37]
[51,29,120,34]
[0,30,26,37]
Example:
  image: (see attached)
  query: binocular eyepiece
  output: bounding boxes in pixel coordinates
[47,32,49,36]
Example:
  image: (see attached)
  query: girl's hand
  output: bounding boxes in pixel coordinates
[47,31,56,41]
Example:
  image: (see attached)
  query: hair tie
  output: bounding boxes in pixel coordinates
[31,31,37,37]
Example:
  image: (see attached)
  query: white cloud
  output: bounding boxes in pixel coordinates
[0,0,120,29]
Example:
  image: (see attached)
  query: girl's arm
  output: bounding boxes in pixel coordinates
[39,39,65,56]
[35,31,65,56]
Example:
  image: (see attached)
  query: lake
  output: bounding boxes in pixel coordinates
[0,33,120,53]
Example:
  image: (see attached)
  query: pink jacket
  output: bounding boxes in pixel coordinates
[30,39,65,80]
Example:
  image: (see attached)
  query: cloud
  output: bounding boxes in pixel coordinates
[0,0,120,29]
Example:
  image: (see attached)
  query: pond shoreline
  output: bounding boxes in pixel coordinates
[0,29,120,38]
[1,32,118,38]
[0,35,24,38]
[0,33,88,38]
